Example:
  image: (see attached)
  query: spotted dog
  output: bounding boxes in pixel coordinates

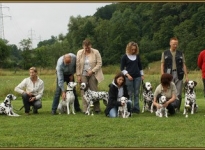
[80,82,108,115]
[156,95,168,118]
[183,81,198,118]
[57,82,77,115]
[142,82,154,113]
[0,94,20,116]
[118,97,130,118]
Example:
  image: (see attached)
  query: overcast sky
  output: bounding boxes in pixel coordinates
[1,2,112,48]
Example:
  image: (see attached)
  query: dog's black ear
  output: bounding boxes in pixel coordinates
[7,94,12,99]
[194,81,197,87]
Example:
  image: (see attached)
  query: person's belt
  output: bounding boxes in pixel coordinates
[172,69,177,71]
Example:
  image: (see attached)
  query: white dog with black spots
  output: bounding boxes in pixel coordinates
[80,82,108,115]
[156,95,168,118]
[57,82,77,115]
[142,82,154,113]
[183,80,198,118]
[0,94,20,117]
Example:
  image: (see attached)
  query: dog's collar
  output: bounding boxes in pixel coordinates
[66,90,73,91]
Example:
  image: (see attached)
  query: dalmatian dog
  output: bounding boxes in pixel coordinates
[118,97,130,118]
[57,82,77,115]
[80,82,108,115]
[142,82,154,113]
[183,81,198,118]
[0,94,20,117]
[156,95,168,118]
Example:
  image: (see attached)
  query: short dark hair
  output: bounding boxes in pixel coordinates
[114,72,126,86]
[161,73,173,87]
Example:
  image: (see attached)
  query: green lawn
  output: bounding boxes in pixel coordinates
[0,72,205,148]
[1,96,205,148]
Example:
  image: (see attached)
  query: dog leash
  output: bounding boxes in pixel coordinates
[13,105,24,111]
[139,80,144,102]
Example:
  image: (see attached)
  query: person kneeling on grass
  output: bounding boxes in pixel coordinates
[153,73,179,116]
[14,67,44,115]
[104,72,132,118]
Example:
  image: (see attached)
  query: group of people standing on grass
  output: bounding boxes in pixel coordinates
[13,37,205,117]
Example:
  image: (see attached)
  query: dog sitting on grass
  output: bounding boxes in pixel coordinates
[183,80,198,118]
[155,95,168,118]
[0,94,20,117]
[142,81,154,113]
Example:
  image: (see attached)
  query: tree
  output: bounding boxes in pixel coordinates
[0,39,10,68]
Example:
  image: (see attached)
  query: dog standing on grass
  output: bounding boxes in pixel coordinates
[0,94,20,117]
[80,82,108,115]
[183,80,198,118]
[142,82,154,113]
[57,82,77,115]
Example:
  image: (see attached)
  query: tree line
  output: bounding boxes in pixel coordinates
[1,2,205,70]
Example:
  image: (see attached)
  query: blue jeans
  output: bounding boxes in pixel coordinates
[109,100,132,118]
[126,77,142,113]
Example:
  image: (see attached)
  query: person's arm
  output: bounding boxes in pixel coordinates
[91,50,102,73]
[183,63,188,82]
[153,96,160,109]
[197,52,202,69]
[137,55,144,80]
[153,85,161,109]
[108,85,121,106]
[76,50,82,83]
[121,55,129,76]
[14,78,27,94]
[56,66,65,92]
[161,52,165,75]
[183,53,189,81]
[35,80,44,100]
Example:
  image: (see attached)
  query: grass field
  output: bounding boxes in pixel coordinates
[0,66,205,148]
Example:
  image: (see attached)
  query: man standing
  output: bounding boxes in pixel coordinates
[51,53,81,115]
[161,37,189,112]
[14,67,44,115]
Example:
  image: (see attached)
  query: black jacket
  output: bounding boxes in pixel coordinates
[104,83,129,116]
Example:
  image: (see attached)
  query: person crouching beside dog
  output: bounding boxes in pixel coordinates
[153,73,179,116]
[104,72,132,118]
[14,67,44,115]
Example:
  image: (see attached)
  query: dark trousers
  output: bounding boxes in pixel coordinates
[203,78,205,97]
[52,74,80,111]
[22,93,42,113]
[167,101,177,115]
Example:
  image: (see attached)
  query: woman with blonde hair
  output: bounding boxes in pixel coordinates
[120,41,144,114]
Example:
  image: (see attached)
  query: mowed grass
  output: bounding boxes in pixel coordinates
[0,67,205,148]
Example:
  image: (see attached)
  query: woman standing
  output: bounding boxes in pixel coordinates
[120,41,144,114]
[76,39,104,114]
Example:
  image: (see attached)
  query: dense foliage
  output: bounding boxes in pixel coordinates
[1,2,205,70]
